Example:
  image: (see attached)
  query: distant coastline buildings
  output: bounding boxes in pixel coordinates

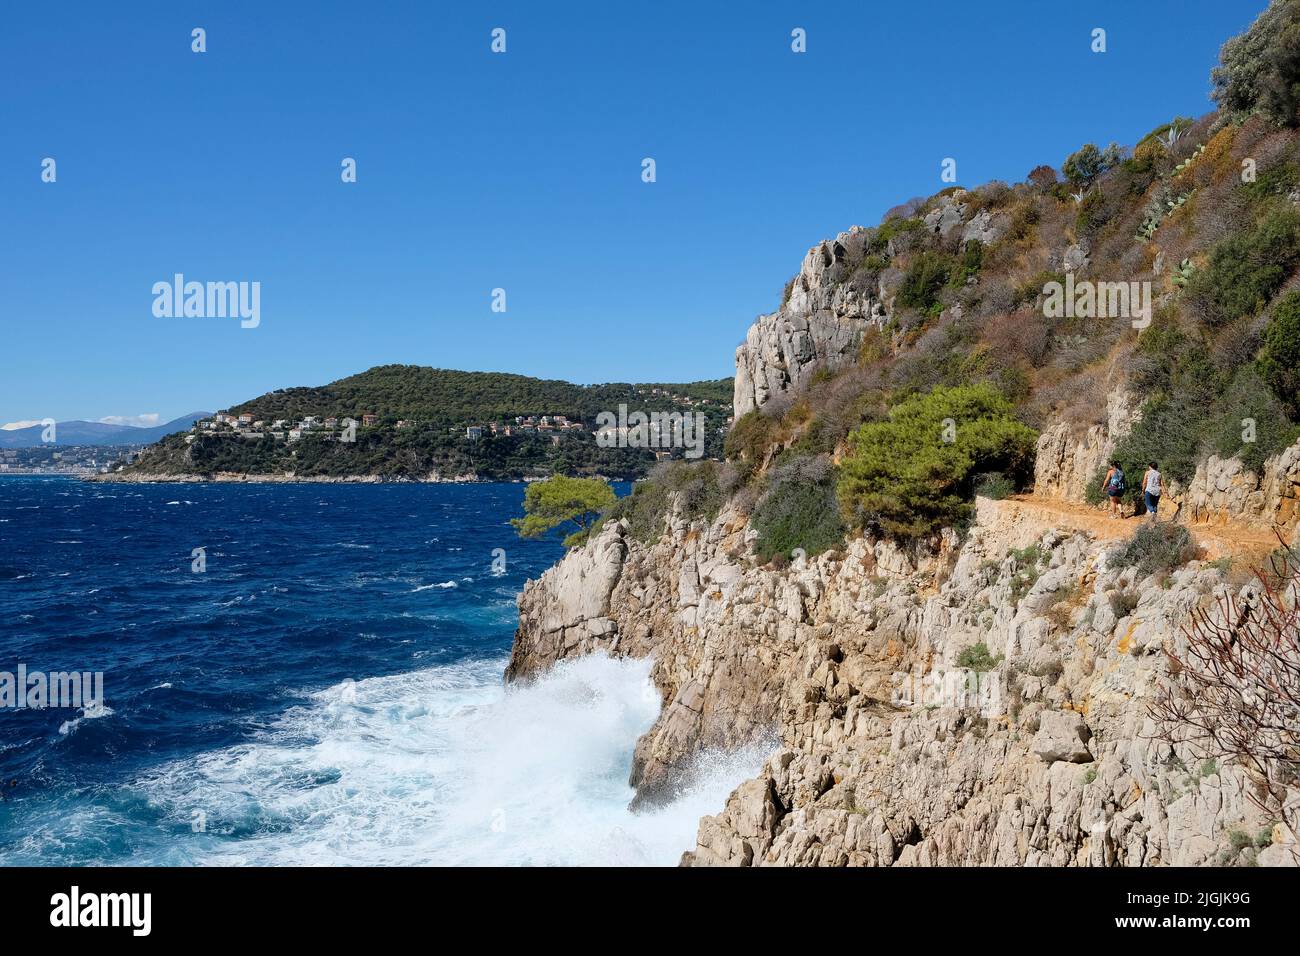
[192,410,589,444]
[186,388,730,461]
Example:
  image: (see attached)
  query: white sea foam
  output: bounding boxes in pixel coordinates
[136,654,769,865]
[58,703,115,737]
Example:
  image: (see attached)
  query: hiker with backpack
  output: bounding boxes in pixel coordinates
[1102,460,1126,518]
[1142,461,1162,524]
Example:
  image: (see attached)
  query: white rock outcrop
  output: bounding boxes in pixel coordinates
[1179,439,1300,533]
[733,227,886,418]
[1033,389,1140,501]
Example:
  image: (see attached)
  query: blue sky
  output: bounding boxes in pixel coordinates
[0,0,1267,425]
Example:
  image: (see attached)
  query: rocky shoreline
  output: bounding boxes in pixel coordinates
[509,488,1297,866]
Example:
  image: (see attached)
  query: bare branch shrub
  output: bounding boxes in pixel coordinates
[1153,535,1300,851]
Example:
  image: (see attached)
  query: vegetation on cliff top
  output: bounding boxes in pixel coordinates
[512,475,617,548]
[837,384,1037,540]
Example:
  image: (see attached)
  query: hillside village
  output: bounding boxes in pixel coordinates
[188,403,723,448]
[106,373,735,480]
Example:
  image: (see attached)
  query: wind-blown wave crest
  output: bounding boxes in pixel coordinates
[131,654,766,865]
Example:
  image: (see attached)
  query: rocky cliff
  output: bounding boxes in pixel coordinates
[733,227,885,417]
[510,10,1300,861]
[510,485,1298,865]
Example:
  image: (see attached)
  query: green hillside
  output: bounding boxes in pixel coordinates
[229,365,731,425]
[120,365,733,481]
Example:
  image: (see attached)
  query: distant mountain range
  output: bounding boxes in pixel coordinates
[0,413,209,449]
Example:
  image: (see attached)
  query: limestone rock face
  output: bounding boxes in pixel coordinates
[1178,438,1300,536]
[506,521,629,681]
[733,227,886,418]
[923,193,968,238]
[1033,389,1140,501]
[1033,710,1093,763]
[509,492,1295,867]
[962,209,1006,246]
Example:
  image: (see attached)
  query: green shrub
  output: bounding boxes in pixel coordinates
[1243,160,1300,202]
[1127,314,1194,395]
[1112,302,1299,491]
[1212,0,1300,127]
[603,460,730,544]
[953,240,984,285]
[602,480,670,544]
[1210,366,1300,472]
[837,383,1038,540]
[956,642,1003,672]
[1016,270,1064,307]
[866,216,924,256]
[752,455,845,562]
[1111,360,1298,490]
[1111,523,1196,578]
[656,459,729,522]
[1109,588,1140,619]
[1259,290,1300,417]
[1186,205,1300,326]
[1010,544,1044,566]
[1083,473,1108,507]
[1062,142,1124,185]
[973,471,1014,499]
[1074,188,1111,236]
[1009,545,1044,605]
[897,251,953,315]
[724,410,779,475]
[1113,394,1214,487]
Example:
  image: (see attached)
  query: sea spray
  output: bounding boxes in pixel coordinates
[124,654,767,865]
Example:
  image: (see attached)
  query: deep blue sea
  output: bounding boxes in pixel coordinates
[0,476,762,865]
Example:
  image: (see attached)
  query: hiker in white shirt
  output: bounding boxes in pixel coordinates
[1141,462,1162,524]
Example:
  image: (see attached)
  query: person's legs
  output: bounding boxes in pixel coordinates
[1145,492,1159,523]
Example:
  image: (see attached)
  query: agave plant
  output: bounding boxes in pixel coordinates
[1071,190,1087,205]
[1164,121,1185,149]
